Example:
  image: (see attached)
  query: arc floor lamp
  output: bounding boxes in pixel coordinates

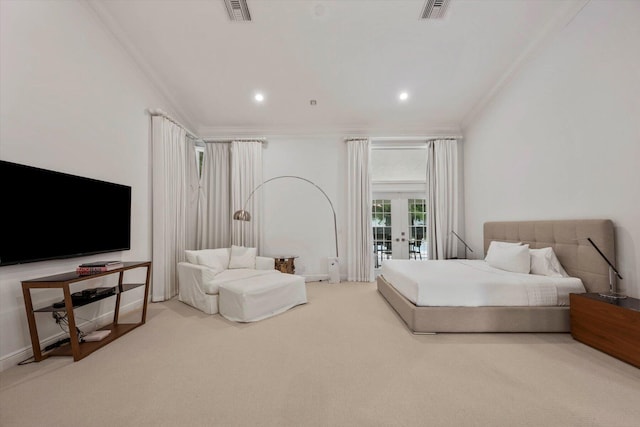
[232,175,340,283]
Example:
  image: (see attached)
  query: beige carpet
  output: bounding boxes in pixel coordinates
[1,282,639,427]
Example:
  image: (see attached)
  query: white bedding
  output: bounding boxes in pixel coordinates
[380,259,585,307]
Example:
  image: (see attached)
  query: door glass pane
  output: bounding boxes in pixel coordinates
[372,199,392,268]
[408,199,428,259]
[373,198,428,268]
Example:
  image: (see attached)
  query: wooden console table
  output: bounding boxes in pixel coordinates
[570,292,640,368]
[21,261,151,362]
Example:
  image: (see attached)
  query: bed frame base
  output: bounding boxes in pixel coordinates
[377,275,571,333]
[377,219,616,333]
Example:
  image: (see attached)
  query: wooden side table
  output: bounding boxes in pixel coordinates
[273,256,298,274]
[570,293,640,368]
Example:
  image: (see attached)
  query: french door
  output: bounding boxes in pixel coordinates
[372,198,427,269]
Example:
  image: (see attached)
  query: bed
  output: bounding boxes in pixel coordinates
[377,219,616,333]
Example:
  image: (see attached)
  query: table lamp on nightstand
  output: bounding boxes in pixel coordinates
[451,231,474,259]
[584,237,626,300]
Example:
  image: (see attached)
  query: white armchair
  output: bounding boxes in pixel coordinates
[177,247,275,315]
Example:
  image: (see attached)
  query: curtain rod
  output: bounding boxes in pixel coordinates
[148,108,201,141]
[367,135,463,141]
[344,135,463,142]
[201,138,266,144]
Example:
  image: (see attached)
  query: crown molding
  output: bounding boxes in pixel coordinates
[460,0,590,130]
[84,0,198,131]
[198,124,462,139]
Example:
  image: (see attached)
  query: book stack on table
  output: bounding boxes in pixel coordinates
[76,261,124,275]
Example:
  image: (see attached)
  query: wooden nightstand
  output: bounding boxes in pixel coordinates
[570,293,640,368]
[273,256,298,274]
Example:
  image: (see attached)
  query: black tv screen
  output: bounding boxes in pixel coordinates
[0,161,131,266]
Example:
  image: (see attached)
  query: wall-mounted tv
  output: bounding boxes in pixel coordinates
[0,160,131,266]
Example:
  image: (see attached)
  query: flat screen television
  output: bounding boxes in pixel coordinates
[0,160,131,266]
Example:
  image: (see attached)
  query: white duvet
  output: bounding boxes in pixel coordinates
[381,259,585,307]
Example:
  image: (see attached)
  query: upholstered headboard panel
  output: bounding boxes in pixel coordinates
[483,220,615,293]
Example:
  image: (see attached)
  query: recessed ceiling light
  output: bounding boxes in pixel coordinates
[399,91,409,101]
[254,93,264,102]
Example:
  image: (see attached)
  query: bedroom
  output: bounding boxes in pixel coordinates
[1,0,639,425]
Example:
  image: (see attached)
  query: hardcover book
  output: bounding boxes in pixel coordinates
[76,266,121,274]
[79,261,123,267]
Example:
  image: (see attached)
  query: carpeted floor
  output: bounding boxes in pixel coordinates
[1,282,639,427]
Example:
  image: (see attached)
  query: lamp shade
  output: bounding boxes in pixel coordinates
[233,209,251,221]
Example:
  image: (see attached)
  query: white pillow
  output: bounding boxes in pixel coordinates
[530,247,569,277]
[185,250,199,264]
[485,241,530,273]
[195,248,230,272]
[228,245,257,269]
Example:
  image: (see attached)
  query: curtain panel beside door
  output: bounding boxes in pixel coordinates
[426,139,459,260]
[347,138,374,282]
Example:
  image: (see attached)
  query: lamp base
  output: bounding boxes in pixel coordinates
[598,292,627,300]
[328,257,340,284]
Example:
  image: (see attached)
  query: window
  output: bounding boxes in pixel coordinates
[371,148,427,182]
[408,198,427,259]
[372,199,392,268]
[195,145,204,177]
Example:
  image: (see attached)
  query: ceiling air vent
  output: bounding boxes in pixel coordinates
[224,0,251,21]
[421,0,450,19]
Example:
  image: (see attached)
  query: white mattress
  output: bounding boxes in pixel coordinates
[380,259,585,307]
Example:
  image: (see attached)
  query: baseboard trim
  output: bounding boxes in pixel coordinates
[302,274,329,282]
[0,299,144,372]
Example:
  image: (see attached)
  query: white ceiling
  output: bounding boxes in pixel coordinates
[90,0,587,136]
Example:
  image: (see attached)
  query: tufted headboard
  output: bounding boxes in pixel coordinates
[483,219,616,293]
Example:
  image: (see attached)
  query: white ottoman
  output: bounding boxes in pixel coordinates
[219,273,307,322]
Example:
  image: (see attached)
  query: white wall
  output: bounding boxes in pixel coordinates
[464,1,640,297]
[261,136,346,281]
[0,1,178,369]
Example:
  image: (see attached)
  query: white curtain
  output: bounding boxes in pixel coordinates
[185,137,200,251]
[198,143,231,249]
[230,141,263,250]
[151,116,190,301]
[426,139,459,260]
[347,139,374,282]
